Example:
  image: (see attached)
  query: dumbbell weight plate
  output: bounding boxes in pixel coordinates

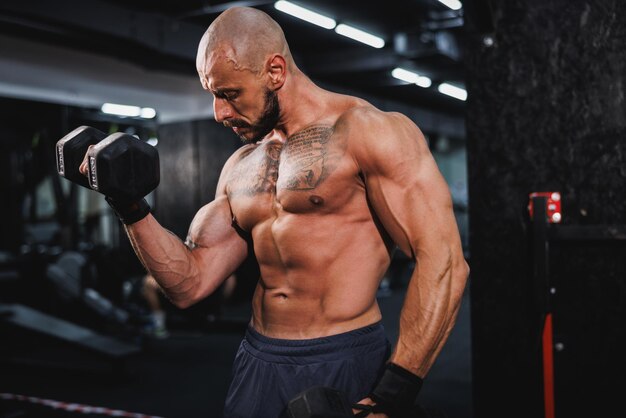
[56,126,108,189]
[86,132,160,202]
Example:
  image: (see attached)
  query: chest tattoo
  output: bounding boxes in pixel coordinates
[278,125,337,191]
[228,143,282,196]
[227,124,342,197]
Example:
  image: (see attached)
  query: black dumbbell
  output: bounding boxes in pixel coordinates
[281,386,353,418]
[56,126,107,189]
[281,386,445,418]
[85,132,160,202]
[57,127,159,202]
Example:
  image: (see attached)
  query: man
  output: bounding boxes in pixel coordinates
[86,6,469,417]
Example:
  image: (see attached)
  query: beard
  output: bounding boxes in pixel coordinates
[229,89,280,144]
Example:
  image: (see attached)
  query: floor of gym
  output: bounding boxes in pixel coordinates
[0,287,472,418]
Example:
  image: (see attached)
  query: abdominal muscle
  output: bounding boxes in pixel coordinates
[248,212,391,339]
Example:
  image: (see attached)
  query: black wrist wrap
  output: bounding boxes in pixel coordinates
[105,196,151,225]
[370,363,423,417]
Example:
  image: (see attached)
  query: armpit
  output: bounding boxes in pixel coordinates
[231,215,252,241]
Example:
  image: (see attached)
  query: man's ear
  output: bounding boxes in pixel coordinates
[267,54,286,90]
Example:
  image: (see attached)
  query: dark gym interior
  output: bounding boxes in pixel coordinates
[1,1,624,418]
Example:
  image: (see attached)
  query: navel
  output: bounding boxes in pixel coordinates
[309,195,325,206]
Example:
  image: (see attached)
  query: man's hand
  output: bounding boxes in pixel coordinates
[353,397,388,417]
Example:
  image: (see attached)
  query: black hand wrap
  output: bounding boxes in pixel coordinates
[369,363,423,417]
[352,402,389,417]
[105,196,151,225]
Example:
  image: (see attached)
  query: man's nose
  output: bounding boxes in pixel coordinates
[213,98,233,123]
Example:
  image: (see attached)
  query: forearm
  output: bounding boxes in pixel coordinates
[390,248,469,377]
[124,214,200,307]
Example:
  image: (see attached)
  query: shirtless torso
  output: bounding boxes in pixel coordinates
[222,98,390,339]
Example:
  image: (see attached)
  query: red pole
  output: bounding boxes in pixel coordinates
[542,313,555,418]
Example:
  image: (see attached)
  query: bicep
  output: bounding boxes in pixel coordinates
[186,195,249,282]
[185,145,255,272]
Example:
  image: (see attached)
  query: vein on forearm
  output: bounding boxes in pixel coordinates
[394,249,462,376]
[126,224,198,296]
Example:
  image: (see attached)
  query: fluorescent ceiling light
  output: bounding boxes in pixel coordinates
[438,0,463,10]
[335,24,385,48]
[274,1,336,29]
[391,68,432,88]
[140,107,157,119]
[101,103,141,117]
[101,103,156,118]
[392,68,419,84]
[415,76,432,88]
[438,83,467,101]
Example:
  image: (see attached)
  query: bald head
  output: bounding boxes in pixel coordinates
[196,7,294,76]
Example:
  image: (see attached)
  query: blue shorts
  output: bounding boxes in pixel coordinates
[223,322,391,418]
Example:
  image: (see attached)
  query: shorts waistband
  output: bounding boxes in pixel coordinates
[243,322,388,364]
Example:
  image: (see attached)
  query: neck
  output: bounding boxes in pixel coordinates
[274,70,328,138]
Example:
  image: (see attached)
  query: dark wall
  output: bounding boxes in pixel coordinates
[465,1,626,417]
[156,119,240,239]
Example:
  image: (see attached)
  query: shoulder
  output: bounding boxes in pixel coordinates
[335,104,421,139]
[215,144,258,196]
[226,143,258,166]
[335,105,428,173]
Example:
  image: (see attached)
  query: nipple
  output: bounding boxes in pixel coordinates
[309,195,324,205]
